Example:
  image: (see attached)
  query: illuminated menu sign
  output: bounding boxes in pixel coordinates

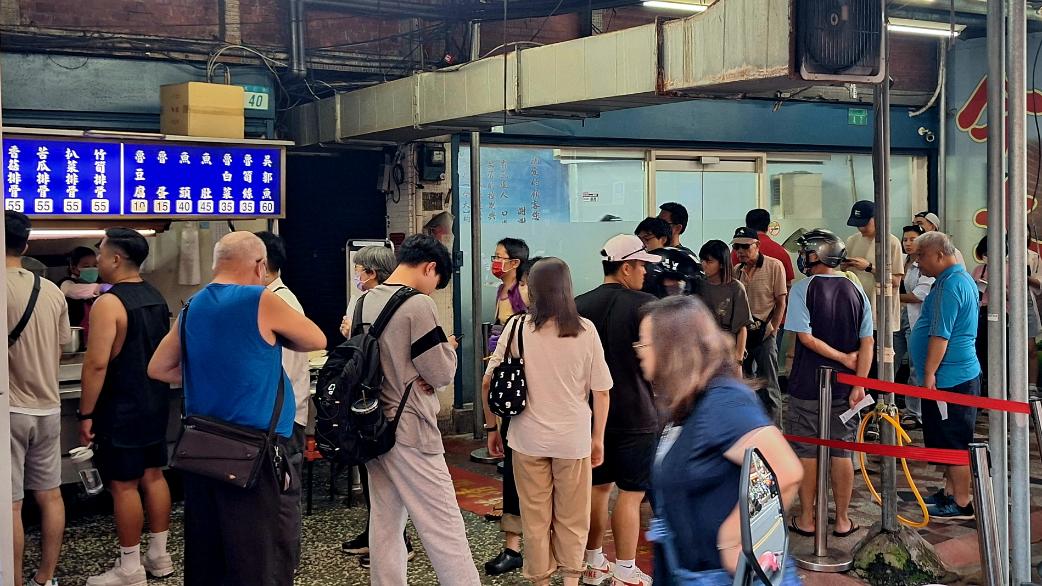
[3,136,285,218]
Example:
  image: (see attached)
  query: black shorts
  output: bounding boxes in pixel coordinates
[592,432,655,492]
[922,375,980,453]
[95,439,168,483]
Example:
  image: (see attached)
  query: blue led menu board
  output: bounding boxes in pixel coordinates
[3,135,285,218]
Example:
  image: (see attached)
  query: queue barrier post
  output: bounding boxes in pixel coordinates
[969,443,1004,586]
[793,366,854,573]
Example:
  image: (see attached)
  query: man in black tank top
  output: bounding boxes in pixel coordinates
[79,228,174,585]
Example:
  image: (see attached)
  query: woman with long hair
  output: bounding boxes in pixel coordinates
[698,240,753,364]
[483,258,612,586]
[635,296,803,584]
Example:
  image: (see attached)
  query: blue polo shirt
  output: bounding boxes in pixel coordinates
[909,264,981,389]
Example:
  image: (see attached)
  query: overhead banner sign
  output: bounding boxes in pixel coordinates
[3,135,285,219]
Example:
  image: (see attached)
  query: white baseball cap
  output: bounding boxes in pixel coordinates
[601,234,662,263]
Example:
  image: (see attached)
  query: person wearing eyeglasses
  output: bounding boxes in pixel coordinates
[732,227,787,425]
[483,237,531,577]
[635,295,803,585]
[634,217,671,253]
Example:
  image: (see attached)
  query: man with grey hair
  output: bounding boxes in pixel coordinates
[148,231,326,585]
[909,230,981,520]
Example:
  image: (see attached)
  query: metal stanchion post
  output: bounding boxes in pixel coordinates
[794,367,853,573]
[970,443,1004,586]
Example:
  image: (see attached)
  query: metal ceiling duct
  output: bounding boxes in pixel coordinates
[287,0,933,145]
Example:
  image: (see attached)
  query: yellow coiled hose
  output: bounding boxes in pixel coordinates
[855,406,931,528]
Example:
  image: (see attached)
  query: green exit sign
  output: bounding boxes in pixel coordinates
[848,108,869,126]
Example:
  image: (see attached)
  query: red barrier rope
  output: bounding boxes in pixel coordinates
[835,373,1032,415]
[784,434,971,466]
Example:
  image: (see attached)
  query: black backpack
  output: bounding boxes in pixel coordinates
[314,287,418,465]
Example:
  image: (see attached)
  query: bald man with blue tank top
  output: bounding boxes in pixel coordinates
[148,232,326,586]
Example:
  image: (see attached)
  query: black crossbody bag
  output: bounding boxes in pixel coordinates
[488,314,528,417]
[170,301,286,490]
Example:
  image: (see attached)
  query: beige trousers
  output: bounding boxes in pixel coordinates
[512,451,592,582]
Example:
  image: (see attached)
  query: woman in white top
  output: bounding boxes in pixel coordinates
[484,257,612,586]
[897,225,934,428]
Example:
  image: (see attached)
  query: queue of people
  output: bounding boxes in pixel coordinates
[5,196,996,585]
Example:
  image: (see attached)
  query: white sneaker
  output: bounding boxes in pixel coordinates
[86,560,147,586]
[612,566,653,586]
[583,559,615,585]
[25,576,58,586]
[142,552,173,578]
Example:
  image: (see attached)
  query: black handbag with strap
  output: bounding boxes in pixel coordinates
[8,272,41,348]
[488,314,528,417]
[169,301,287,490]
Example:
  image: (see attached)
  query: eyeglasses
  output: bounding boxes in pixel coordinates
[732,243,753,251]
[490,255,513,262]
[632,342,651,351]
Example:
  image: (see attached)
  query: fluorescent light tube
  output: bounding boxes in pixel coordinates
[887,20,964,38]
[642,1,708,12]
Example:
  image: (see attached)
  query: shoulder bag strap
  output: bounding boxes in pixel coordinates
[499,314,522,358]
[369,287,419,339]
[8,273,42,347]
[179,299,285,440]
[350,293,367,337]
[390,381,415,427]
[514,315,526,359]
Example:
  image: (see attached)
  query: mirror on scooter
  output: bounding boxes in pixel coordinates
[734,447,789,586]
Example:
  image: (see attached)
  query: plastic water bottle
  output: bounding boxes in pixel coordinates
[69,446,104,496]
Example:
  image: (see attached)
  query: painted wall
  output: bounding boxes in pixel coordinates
[0,53,276,134]
[945,33,1042,264]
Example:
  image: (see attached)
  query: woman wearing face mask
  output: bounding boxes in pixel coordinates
[59,246,103,337]
[339,246,398,337]
[698,240,753,365]
[484,237,532,577]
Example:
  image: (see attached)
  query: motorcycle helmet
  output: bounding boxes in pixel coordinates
[796,229,847,276]
[644,246,705,298]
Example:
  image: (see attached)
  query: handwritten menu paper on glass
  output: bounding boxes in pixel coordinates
[3,136,284,218]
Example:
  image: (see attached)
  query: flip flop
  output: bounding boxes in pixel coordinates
[832,523,862,538]
[788,515,815,537]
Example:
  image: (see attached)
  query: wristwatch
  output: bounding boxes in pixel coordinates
[76,411,93,421]
[484,423,498,432]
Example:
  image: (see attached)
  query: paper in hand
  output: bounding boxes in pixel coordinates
[840,394,876,425]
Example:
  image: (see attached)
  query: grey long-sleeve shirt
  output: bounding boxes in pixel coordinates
[360,284,456,455]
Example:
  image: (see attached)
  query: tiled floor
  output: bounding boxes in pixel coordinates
[19,415,1042,585]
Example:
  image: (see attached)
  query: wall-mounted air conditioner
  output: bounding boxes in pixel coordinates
[771,172,823,219]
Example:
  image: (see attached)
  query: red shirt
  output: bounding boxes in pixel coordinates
[731,232,795,284]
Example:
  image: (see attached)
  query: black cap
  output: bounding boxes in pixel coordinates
[731,226,759,245]
[847,200,875,227]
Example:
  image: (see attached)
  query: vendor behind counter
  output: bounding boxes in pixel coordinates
[57,246,104,338]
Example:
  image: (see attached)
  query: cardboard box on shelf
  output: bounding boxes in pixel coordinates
[160,82,245,139]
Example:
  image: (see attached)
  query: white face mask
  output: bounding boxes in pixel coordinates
[353,271,373,292]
